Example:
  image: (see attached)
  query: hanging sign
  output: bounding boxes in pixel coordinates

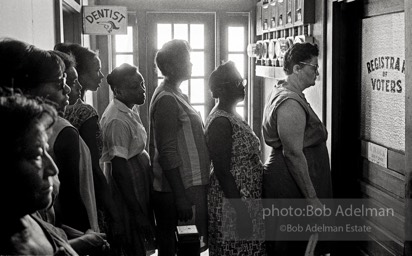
[83,6,127,35]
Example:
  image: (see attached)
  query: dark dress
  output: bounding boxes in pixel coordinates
[262,81,333,255]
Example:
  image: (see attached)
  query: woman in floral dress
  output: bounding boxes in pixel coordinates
[205,61,265,256]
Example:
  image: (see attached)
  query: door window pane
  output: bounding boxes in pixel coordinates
[190,51,204,76]
[190,79,204,103]
[236,106,244,119]
[174,24,188,41]
[157,66,163,77]
[228,27,245,52]
[152,15,212,123]
[116,54,134,67]
[157,24,172,49]
[84,90,94,106]
[228,53,245,78]
[115,27,134,52]
[181,80,189,96]
[193,105,205,122]
[190,24,204,49]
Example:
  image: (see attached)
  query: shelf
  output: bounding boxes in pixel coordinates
[256,66,286,79]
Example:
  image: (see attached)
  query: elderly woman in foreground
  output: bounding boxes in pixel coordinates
[262,42,332,255]
[0,92,78,255]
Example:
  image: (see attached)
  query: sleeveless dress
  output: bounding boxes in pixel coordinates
[48,117,99,232]
[262,82,332,254]
[205,110,266,256]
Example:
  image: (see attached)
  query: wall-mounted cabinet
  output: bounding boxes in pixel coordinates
[256,0,315,35]
[252,0,315,78]
[285,0,294,28]
[294,0,315,25]
[256,2,263,35]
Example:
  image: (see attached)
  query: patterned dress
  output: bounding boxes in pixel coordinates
[205,110,266,256]
[64,99,103,156]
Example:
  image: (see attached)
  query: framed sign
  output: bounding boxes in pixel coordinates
[361,13,405,151]
[83,6,127,35]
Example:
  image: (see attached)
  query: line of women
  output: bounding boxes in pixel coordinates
[149,39,332,256]
[0,36,332,256]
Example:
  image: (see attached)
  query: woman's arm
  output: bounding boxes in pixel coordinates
[207,117,241,198]
[153,96,193,222]
[80,117,119,222]
[207,116,252,237]
[54,127,90,231]
[276,100,322,207]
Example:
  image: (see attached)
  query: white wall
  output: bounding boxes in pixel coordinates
[0,0,56,49]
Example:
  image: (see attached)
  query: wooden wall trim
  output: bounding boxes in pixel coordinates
[363,0,404,17]
[364,196,405,240]
[360,181,404,214]
[63,0,81,13]
[362,159,405,199]
[404,0,412,253]
[361,140,405,175]
[364,219,404,255]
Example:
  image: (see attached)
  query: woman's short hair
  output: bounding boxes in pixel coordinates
[283,43,319,75]
[0,38,65,92]
[54,43,97,76]
[155,39,190,77]
[0,89,57,164]
[106,63,138,92]
[208,61,240,98]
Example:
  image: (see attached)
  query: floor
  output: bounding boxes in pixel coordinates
[150,249,209,256]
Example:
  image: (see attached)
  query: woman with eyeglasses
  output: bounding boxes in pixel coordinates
[0,38,100,235]
[54,43,117,237]
[205,61,265,256]
[262,43,332,255]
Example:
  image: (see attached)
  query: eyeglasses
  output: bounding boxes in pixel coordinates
[40,74,67,90]
[299,62,319,70]
[219,79,247,88]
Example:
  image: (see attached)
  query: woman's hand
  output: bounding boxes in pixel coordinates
[83,230,109,248]
[69,230,110,255]
[136,215,156,243]
[175,196,194,222]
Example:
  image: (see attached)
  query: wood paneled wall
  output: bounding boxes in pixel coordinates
[358,1,407,255]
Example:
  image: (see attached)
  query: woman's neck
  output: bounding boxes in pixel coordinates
[115,96,134,109]
[215,99,238,115]
[164,77,183,91]
[285,75,305,93]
